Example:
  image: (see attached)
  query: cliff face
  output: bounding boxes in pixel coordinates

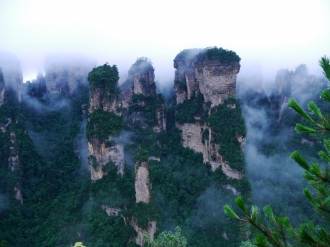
[131,220,157,246]
[173,49,240,107]
[0,54,23,204]
[121,58,166,133]
[135,161,151,203]
[44,55,94,94]
[8,131,23,204]
[174,48,244,180]
[87,64,124,180]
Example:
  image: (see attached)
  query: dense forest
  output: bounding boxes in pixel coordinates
[0,49,327,247]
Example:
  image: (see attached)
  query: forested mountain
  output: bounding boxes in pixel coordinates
[0,50,326,247]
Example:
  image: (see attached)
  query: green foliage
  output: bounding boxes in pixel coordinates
[175,93,208,124]
[87,109,123,139]
[144,226,187,247]
[319,56,330,80]
[134,146,149,162]
[129,93,164,126]
[88,63,119,92]
[174,79,187,91]
[174,47,240,65]
[205,47,241,64]
[208,97,246,169]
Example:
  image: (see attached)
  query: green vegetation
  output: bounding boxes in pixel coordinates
[134,146,149,162]
[0,52,249,246]
[175,93,209,124]
[205,46,241,64]
[129,93,164,126]
[208,97,246,170]
[87,109,123,139]
[88,63,119,92]
[174,47,240,65]
[144,226,187,247]
[224,56,330,246]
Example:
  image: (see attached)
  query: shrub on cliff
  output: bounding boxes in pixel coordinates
[205,46,241,64]
[86,109,123,139]
[88,63,119,93]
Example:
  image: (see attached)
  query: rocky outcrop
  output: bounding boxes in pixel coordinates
[87,64,124,180]
[8,131,23,204]
[173,48,244,179]
[153,105,166,133]
[131,220,157,247]
[121,58,166,133]
[135,160,151,204]
[101,205,121,216]
[88,138,124,180]
[44,55,94,94]
[176,122,243,179]
[0,118,12,133]
[173,49,240,107]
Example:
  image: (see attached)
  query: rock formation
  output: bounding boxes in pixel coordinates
[121,58,166,132]
[131,220,157,247]
[173,48,240,107]
[173,48,244,179]
[87,64,124,180]
[135,160,151,204]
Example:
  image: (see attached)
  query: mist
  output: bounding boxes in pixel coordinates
[1,0,329,86]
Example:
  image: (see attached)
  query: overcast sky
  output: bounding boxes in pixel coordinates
[1,0,329,83]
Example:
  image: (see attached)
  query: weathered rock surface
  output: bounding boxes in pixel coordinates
[173,50,240,107]
[176,122,243,179]
[131,219,157,247]
[101,205,121,216]
[173,48,244,179]
[87,64,125,180]
[88,138,124,180]
[121,58,166,132]
[7,131,23,204]
[135,161,151,203]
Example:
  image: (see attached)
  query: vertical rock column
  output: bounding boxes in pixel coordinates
[132,147,156,246]
[87,64,124,180]
[173,48,244,179]
[120,58,166,132]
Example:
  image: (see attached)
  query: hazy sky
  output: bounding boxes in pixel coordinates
[1,0,329,83]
